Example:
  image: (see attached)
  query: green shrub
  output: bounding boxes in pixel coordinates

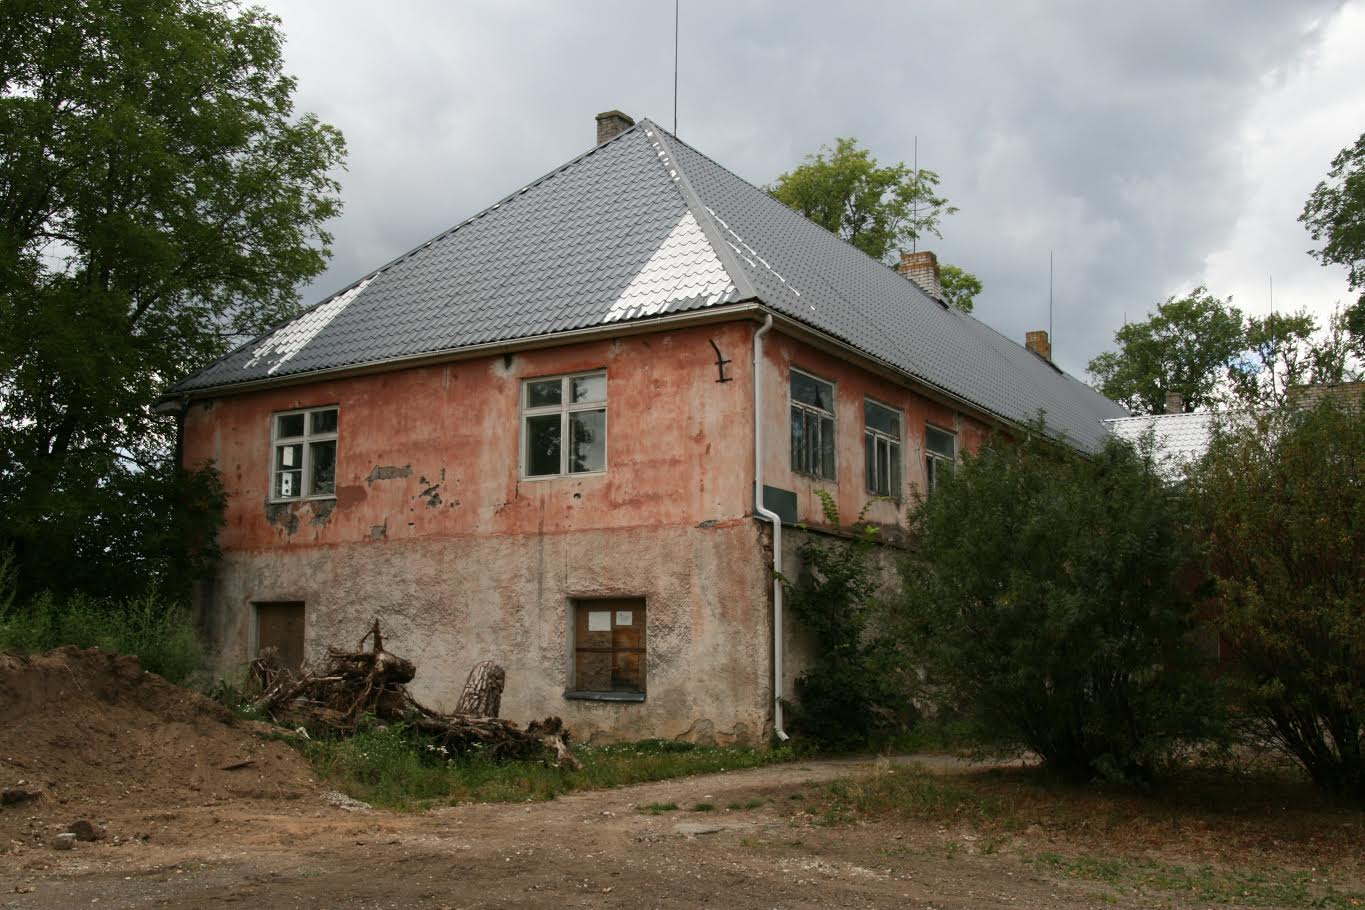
[887,425,1218,783]
[0,588,202,684]
[780,491,908,751]
[1192,397,1365,802]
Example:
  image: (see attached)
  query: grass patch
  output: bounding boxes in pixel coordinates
[816,763,1008,827]
[302,725,794,811]
[0,590,203,684]
[727,798,764,811]
[691,802,715,812]
[641,802,680,815]
[1029,851,1364,908]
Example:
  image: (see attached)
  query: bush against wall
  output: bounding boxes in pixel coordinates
[886,426,1218,783]
[1191,396,1365,802]
[780,492,908,750]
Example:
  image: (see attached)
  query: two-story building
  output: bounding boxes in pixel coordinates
[166,111,1126,744]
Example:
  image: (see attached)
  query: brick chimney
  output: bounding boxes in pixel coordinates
[595,110,634,145]
[898,250,943,301]
[1165,391,1184,414]
[1025,330,1052,361]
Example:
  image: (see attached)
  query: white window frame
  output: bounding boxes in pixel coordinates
[924,423,957,492]
[269,405,339,502]
[520,370,608,480]
[864,397,903,499]
[790,367,837,482]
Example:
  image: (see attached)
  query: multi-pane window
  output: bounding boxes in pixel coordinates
[864,399,902,498]
[572,599,646,694]
[272,407,337,500]
[791,369,836,480]
[522,371,607,478]
[925,424,956,492]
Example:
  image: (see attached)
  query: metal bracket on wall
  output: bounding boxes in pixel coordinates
[708,339,732,383]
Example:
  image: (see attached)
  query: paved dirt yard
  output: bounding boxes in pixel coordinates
[5,753,1343,910]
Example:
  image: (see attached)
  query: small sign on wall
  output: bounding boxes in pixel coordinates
[587,610,612,632]
[615,610,633,626]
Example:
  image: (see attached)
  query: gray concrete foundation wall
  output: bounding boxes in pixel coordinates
[199,521,773,745]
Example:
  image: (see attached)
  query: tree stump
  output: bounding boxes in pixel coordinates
[455,660,505,718]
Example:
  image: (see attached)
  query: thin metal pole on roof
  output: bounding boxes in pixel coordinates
[673,0,679,135]
[1049,250,1054,342]
[912,136,918,254]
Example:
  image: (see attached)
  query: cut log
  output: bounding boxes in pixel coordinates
[454,661,505,718]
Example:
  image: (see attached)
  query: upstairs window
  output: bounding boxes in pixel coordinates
[791,369,836,481]
[522,371,607,478]
[272,406,338,500]
[864,399,902,498]
[925,424,956,492]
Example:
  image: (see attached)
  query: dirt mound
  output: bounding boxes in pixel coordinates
[0,647,315,846]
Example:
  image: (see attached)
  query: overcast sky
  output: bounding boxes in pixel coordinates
[263,0,1365,378]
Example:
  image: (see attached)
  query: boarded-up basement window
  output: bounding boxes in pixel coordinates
[573,599,645,694]
[256,601,305,670]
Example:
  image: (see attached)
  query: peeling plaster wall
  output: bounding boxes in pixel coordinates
[184,321,769,742]
[202,522,772,744]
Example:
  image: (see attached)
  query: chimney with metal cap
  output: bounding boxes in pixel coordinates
[898,250,944,301]
[1025,330,1052,361]
[595,110,635,145]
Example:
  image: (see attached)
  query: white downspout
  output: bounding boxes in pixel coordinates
[753,313,789,741]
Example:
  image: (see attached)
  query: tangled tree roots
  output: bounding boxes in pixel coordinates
[250,620,580,770]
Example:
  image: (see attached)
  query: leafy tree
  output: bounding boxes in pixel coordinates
[886,425,1217,783]
[769,137,956,262]
[1191,397,1365,801]
[939,263,982,313]
[1301,131,1365,308]
[0,0,345,598]
[779,492,906,750]
[1231,310,1322,409]
[1086,288,1246,414]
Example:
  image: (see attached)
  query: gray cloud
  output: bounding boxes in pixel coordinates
[266,0,1356,378]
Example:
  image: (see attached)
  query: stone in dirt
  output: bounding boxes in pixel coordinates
[51,832,76,850]
[2,787,41,806]
[66,819,102,841]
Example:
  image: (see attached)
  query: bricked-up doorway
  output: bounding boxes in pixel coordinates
[572,599,646,695]
[255,601,305,670]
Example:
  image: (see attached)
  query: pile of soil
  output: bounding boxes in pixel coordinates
[0,647,315,847]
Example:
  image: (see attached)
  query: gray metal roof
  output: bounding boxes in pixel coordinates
[175,118,1126,449]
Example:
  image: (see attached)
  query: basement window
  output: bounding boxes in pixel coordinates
[925,424,956,492]
[522,371,607,478]
[567,598,646,701]
[791,368,836,481]
[864,399,902,498]
[271,406,338,500]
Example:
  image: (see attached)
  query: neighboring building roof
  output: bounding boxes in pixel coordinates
[1103,411,1219,476]
[174,119,1127,450]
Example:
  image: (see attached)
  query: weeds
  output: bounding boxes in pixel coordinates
[1028,852,1365,908]
[0,589,202,684]
[691,802,715,812]
[302,727,794,811]
[641,802,680,815]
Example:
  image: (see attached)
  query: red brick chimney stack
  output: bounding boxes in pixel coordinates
[1025,330,1052,361]
[595,110,635,145]
[898,250,944,301]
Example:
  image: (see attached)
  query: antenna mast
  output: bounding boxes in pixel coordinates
[912,136,918,254]
[1049,250,1054,342]
[673,0,679,135]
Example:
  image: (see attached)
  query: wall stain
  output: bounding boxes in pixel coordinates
[309,499,336,526]
[263,500,300,537]
[366,464,412,486]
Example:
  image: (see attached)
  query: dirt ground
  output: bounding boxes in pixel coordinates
[0,753,1356,910]
[3,649,1360,909]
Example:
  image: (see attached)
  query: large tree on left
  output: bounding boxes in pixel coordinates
[0,0,345,599]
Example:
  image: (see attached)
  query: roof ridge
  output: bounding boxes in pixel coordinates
[637,119,759,303]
